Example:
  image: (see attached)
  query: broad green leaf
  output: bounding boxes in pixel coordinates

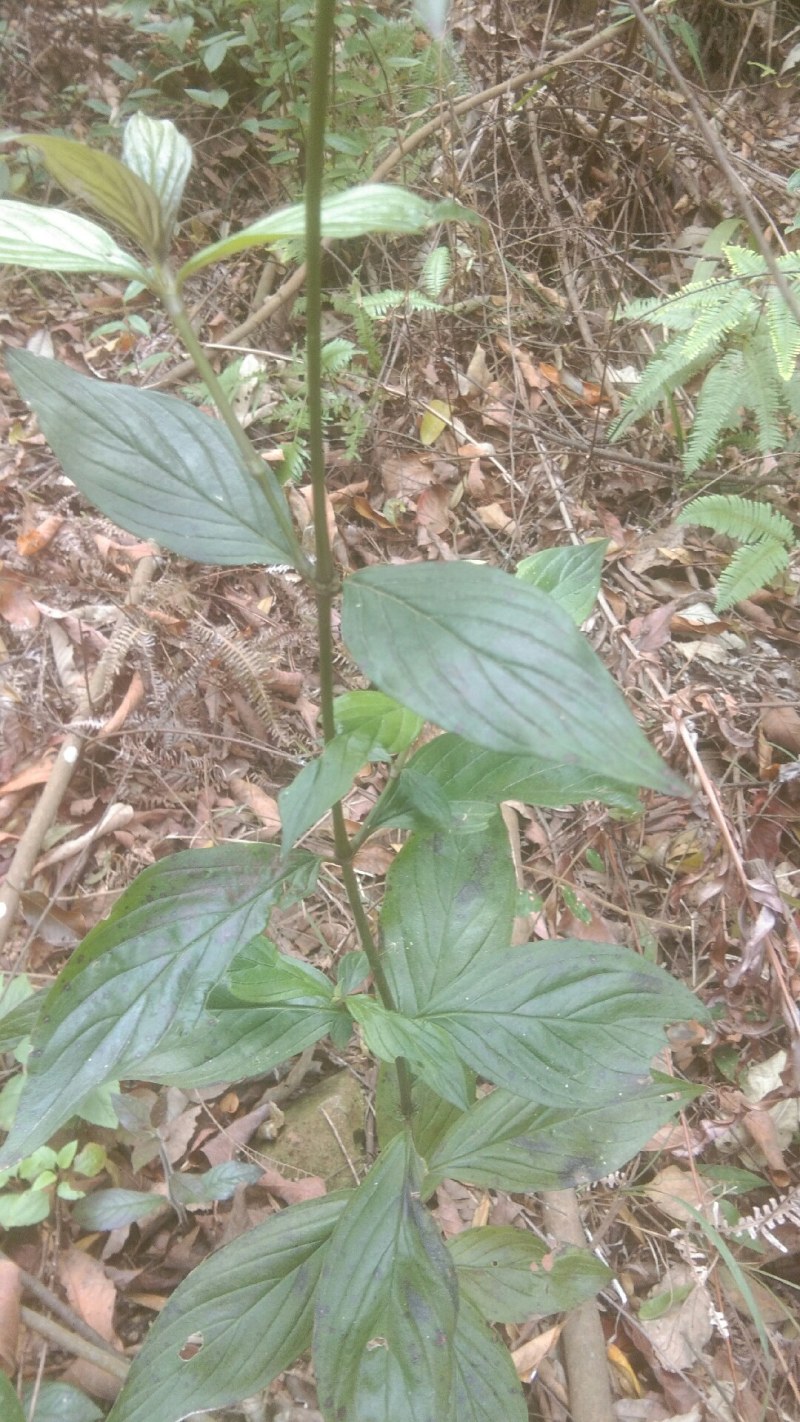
[0,845,317,1166]
[314,1132,457,1422]
[0,1373,25,1422]
[515,540,609,625]
[107,1194,348,1422]
[134,994,336,1088]
[279,730,373,852]
[22,1380,103,1422]
[448,1226,610,1322]
[380,813,516,1014]
[169,1161,262,1205]
[333,689,424,756]
[71,1189,170,1231]
[347,995,472,1110]
[122,113,192,240]
[375,1061,470,1157]
[335,951,370,996]
[179,183,475,279]
[0,981,41,1053]
[405,733,640,810]
[0,1188,51,1228]
[13,133,165,256]
[451,1297,527,1422]
[425,1080,694,1193]
[0,200,148,278]
[363,766,455,834]
[342,563,685,794]
[6,349,299,568]
[228,935,335,1005]
[420,941,700,1107]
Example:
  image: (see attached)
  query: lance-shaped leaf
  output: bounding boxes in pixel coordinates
[13,133,165,256]
[0,1373,25,1422]
[380,812,517,1015]
[314,1132,458,1422]
[122,113,192,241]
[179,183,475,280]
[0,201,149,278]
[448,1227,610,1323]
[342,562,686,794]
[425,1079,696,1194]
[6,349,299,568]
[419,941,700,1107]
[515,539,609,625]
[347,995,472,1111]
[0,845,317,1166]
[333,690,424,756]
[451,1298,527,1422]
[279,730,374,852]
[227,934,335,1005]
[404,732,640,810]
[106,1194,348,1422]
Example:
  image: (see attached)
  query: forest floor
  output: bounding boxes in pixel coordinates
[1,2,800,1419]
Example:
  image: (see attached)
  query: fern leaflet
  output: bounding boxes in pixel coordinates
[715,540,790,610]
[682,350,746,473]
[677,495,795,546]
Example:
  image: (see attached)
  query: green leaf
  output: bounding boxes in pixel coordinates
[451,1298,527,1422]
[179,183,477,279]
[0,845,316,1166]
[425,1079,693,1193]
[677,494,795,547]
[375,1062,469,1157]
[0,1373,25,1422]
[71,1189,170,1231]
[515,540,609,624]
[419,941,700,1107]
[107,1194,348,1422]
[380,813,516,1015]
[0,1188,52,1228]
[448,1226,611,1322]
[13,133,165,257]
[228,935,334,1005]
[279,730,373,852]
[335,951,370,996]
[333,689,424,756]
[0,200,149,278]
[347,995,472,1110]
[169,1161,262,1205]
[6,349,299,568]
[404,733,640,810]
[715,540,790,611]
[122,113,193,241]
[341,563,685,794]
[314,1132,457,1422]
[363,766,455,834]
[21,1380,104,1422]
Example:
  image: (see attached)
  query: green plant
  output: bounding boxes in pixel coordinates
[677,493,797,610]
[0,15,702,1418]
[610,231,800,473]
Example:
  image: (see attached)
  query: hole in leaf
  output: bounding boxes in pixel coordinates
[179,1331,204,1360]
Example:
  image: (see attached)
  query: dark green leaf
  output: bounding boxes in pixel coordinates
[380,813,516,1014]
[333,690,424,756]
[15,133,165,256]
[279,730,373,852]
[21,1380,103,1422]
[452,1297,527,1422]
[107,1194,348,1422]
[448,1226,610,1322]
[0,989,43,1053]
[314,1132,457,1422]
[406,733,640,810]
[6,350,299,569]
[228,936,334,1005]
[136,996,335,1088]
[170,1161,262,1205]
[515,540,609,624]
[421,941,700,1106]
[71,1189,170,1231]
[0,1374,26,1422]
[342,563,685,793]
[375,1062,469,1157]
[0,845,316,1166]
[426,1080,692,1193]
[363,766,454,834]
[347,996,471,1110]
[335,951,370,996]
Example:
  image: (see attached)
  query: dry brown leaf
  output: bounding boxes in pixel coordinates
[0,1257,21,1373]
[0,756,55,796]
[0,569,40,629]
[475,502,515,534]
[381,453,435,501]
[259,1168,327,1203]
[643,1165,713,1225]
[511,1322,563,1378]
[16,513,63,559]
[638,1265,713,1374]
[228,775,281,836]
[761,704,800,757]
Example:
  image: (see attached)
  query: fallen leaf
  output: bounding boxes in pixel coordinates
[259,1168,326,1203]
[0,1258,21,1372]
[511,1322,563,1378]
[16,513,63,558]
[0,569,40,629]
[419,398,451,446]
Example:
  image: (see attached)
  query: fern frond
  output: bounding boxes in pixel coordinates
[682,350,746,472]
[419,245,451,299]
[722,244,766,279]
[741,336,784,452]
[621,277,731,330]
[359,289,409,318]
[677,494,795,546]
[321,338,359,374]
[715,540,790,610]
[765,288,800,380]
[609,345,716,441]
[680,285,758,365]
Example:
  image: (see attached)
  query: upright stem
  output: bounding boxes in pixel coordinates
[305,0,413,1121]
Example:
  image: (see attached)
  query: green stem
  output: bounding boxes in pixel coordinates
[306,0,413,1122]
[158,269,314,581]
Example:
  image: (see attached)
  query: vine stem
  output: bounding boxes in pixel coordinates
[305,0,414,1121]
[158,273,314,582]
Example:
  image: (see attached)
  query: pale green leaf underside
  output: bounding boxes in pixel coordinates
[122,113,192,240]
[6,349,298,568]
[0,200,148,278]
